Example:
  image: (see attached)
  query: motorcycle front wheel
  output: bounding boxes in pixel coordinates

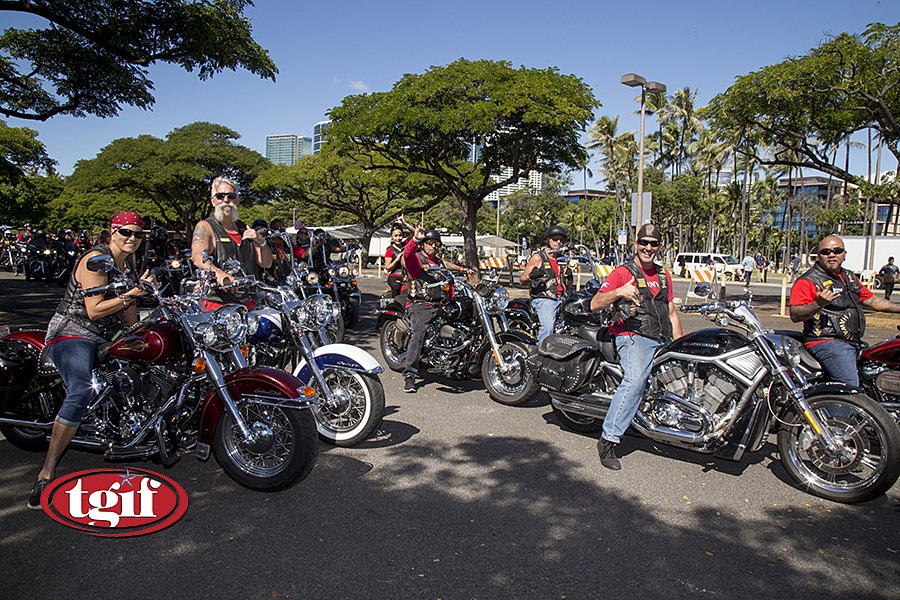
[777,393,900,503]
[378,320,407,372]
[213,400,319,492]
[481,342,538,406]
[313,370,385,446]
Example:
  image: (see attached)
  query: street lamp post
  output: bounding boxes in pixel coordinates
[621,73,666,240]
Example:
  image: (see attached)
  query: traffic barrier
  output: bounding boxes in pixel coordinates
[478,256,506,270]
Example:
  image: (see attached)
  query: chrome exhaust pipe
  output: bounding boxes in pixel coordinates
[550,392,612,419]
[0,417,53,430]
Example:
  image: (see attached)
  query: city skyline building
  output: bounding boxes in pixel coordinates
[265,134,312,165]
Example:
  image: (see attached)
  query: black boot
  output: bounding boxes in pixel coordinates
[597,439,621,471]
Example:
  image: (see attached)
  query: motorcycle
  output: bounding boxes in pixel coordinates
[311,238,362,329]
[376,268,538,405]
[532,294,900,503]
[0,238,26,275]
[247,247,386,447]
[0,254,320,491]
[46,240,76,287]
[781,326,900,427]
[23,242,54,282]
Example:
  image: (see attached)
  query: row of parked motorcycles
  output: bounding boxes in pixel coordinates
[0,236,76,286]
[376,244,900,504]
[0,232,383,492]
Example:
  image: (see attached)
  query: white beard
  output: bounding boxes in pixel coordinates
[214,205,239,223]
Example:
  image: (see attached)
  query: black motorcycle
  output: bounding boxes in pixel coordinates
[530,293,900,503]
[310,239,361,329]
[376,269,538,405]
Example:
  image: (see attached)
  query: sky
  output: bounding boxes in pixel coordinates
[4,0,900,187]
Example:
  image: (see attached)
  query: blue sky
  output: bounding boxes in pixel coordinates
[5,0,899,186]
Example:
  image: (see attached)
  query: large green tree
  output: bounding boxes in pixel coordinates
[64,121,269,232]
[254,143,449,265]
[0,0,276,121]
[0,119,57,222]
[327,58,599,269]
[705,21,900,189]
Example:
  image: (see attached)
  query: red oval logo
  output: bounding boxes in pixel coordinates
[41,468,189,537]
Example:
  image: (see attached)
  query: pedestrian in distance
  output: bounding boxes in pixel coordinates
[879,256,899,301]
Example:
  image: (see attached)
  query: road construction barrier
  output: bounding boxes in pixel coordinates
[478,256,506,270]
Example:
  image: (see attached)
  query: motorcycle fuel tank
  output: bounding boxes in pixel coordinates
[861,337,900,366]
[666,328,750,357]
[107,322,184,364]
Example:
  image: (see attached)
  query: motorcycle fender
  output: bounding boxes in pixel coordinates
[199,366,312,444]
[376,307,404,328]
[293,343,384,383]
[802,381,862,396]
[2,329,47,351]
[496,330,537,346]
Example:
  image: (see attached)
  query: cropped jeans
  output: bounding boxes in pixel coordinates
[602,334,664,444]
[48,337,98,427]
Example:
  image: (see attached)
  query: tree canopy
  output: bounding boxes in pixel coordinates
[0,0,277,121]
[254,142,449,264]
[327,58,599,268]
[705,21,900,187]
[63,121,270,232]
[0,119,57,222]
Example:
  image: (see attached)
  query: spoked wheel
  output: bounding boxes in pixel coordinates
[312,370,385,447]
[213,400,318,491]
[378,320,408,372]
[481,342,538,406]
[777,393,900,503]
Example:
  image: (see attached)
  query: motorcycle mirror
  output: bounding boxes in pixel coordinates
[86,254,116,273]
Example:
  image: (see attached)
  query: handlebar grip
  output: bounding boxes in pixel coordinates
[83,282,125,296]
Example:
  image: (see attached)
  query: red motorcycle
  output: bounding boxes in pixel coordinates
[858,329,900,426]
[0,253,319,491]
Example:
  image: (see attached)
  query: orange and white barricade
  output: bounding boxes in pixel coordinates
[478,256,506,271]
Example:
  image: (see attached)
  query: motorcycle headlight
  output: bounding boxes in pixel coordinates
[246,312,260,336]
[197,323,218,347]
[338,265,350,278]
[213,305,248,345]
[351,268,359,277]
[767,333,803,368]
[305,271,319,286]
[289,294,334,329]
[169,259,181,269]
[488,287,509,312]
[328,268,337,277]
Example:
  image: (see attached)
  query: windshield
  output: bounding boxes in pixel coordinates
[721,256,739,265]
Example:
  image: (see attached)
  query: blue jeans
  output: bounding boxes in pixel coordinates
[807,339,860,388]
[602,334,663,444]
[49,338,98,427]
[532,297,561,343]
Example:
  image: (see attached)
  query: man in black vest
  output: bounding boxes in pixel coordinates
[191,176,272,308]
[521,225,572,342]
[589,223,683,470]
[790,235,900,387]
[401,225,470,393]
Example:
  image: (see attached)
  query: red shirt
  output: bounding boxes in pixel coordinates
[789,272,873,347]
[599,263,675,336]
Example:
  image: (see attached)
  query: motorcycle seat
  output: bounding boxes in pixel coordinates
[37,346,59,376]
[575,324,619,364]
[96,342,112,362]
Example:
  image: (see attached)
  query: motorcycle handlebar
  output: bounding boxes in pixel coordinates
[83,280,129,297]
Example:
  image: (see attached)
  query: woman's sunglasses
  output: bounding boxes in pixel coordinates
[116,228,145,239]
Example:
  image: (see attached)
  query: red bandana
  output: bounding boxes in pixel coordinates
[110,211,143,232]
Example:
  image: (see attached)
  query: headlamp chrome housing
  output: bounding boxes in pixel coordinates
[212,305,249,347]
[767,333,803,368]
[289,294,335,330]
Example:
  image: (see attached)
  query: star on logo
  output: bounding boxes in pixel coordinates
[118,468,138,488]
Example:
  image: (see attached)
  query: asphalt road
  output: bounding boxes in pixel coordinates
[1,270,898,600]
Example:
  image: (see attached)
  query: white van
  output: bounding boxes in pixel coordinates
[674,252,742,281]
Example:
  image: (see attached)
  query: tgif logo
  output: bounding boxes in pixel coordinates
[40,468,188,537]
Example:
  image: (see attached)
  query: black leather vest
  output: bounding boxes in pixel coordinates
[406,251,448,303]
[54,244,133,339]
[798,262,866,342]
[529,249,569,300]
[616,260,673,340]
[204,217,258,305]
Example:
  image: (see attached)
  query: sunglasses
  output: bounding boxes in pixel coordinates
[116,228,145,239]
[214,192,238,201]
[423,240,441,247]
[818,247,845,256]
[637,239,660,248]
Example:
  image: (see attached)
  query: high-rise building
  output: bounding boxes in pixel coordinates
[265,134,312,165]
[485,167,545,208]
[313,120,331,154]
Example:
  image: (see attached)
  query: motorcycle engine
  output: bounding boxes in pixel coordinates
[424,319,470,373]
[647,362,740,434]
[101,364,180,441]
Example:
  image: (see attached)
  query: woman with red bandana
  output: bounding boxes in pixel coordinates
[26,211,154,510]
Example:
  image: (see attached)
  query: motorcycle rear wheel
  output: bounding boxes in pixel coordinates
[378,320,407,372]
[481,342,538,406]
[0,424,49,451]
[777,393,900,503]
[312,370,385,446]
[213,400,318,491]
[551,408,603,434]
